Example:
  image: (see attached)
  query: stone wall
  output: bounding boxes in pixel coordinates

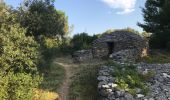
[97,62,170,100]
[97,50,170,100]
[98,65,135,100]
[72,50,93,62]
[110,49,139,62]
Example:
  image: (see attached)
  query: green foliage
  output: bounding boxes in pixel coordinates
[69,59,105,100]
[106,61,150,96]
[121,27,140,35]
[19,0,69,38]
[0,22,40,74]
[0,72,41,100]
[40,60,65,92]
[0,4,41,99]
[140,70,156,81]
[102,28,140,35]
[138,0,170,49]
[71,32,98,51]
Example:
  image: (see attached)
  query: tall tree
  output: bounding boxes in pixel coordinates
[138,0,170,48]
[18,0,68,39]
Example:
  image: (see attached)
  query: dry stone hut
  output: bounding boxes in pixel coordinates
[92,31,148,61]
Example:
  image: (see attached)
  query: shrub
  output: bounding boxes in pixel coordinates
[71,33,98,51]
[0,4,41,99]
[0,72,8,99]
[0,72,41,100]
[0,23,40,74]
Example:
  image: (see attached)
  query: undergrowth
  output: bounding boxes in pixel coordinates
[39,60,65,92]
[69,59,105,100]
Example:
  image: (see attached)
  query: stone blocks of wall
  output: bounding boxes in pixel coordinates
[110,49,139,62]
[72,50,93,62]
[97,61,170,100]
[97,65,135,100]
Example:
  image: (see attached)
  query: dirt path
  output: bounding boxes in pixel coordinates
[55,57,75,100]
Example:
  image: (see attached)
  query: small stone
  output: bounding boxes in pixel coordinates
[109,83,118,88]
[106,89,112,93]
[163,73,170,78]
[149,98,155,100]
[115,90,125,97]
[99,90,108,97]
[102,84,110,89]
[98,81,107,88]
[124,93,134,100]
[136,94,145,98]
[142,69,148,75]
[97,76,108,81]
[135,88,142,93]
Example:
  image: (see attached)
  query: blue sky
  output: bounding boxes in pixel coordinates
[5,0,146,36]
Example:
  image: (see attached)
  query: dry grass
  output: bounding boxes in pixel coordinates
[35,57,65,100]
[69,58,106,100]
[34,89,59,100]
[138,49,170,63]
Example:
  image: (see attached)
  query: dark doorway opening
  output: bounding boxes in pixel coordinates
[107,42,114,55]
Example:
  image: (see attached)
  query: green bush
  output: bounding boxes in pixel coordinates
[0,72,8,99]
[71,33,98,51]
[0,23,40,74]
[0,72,41,100]
[0,4,41,99]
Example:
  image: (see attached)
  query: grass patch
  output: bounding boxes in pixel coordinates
[106,60,151,96]
[138,49,170,63]
[40,59,65,92]
[34,89,59,100]
[69,59,106,100]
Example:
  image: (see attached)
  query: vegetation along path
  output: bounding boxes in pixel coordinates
[55,57,75,100]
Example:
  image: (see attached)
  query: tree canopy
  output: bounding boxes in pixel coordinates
[18,0,69,39]
[71,33,98,51]
[138,0,170,49]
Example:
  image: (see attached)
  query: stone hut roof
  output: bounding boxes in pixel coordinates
[93,31,144,43]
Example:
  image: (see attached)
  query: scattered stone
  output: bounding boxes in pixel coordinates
[163,73,170,78]
[124,93,134,100]
[135,88,142,94]
[98,76,108,81]
[102,84,110,89]
[136,94,145,98]
[149,98,155,100]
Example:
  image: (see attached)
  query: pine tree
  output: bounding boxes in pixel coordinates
[138,0,170,49]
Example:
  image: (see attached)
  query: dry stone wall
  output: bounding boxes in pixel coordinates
[72,50,93,62]
[98,65,136,100]
[97,58,170,100]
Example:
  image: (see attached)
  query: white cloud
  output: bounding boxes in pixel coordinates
[101,0,136,14]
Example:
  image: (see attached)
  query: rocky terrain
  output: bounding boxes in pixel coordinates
[97,63,170,100]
